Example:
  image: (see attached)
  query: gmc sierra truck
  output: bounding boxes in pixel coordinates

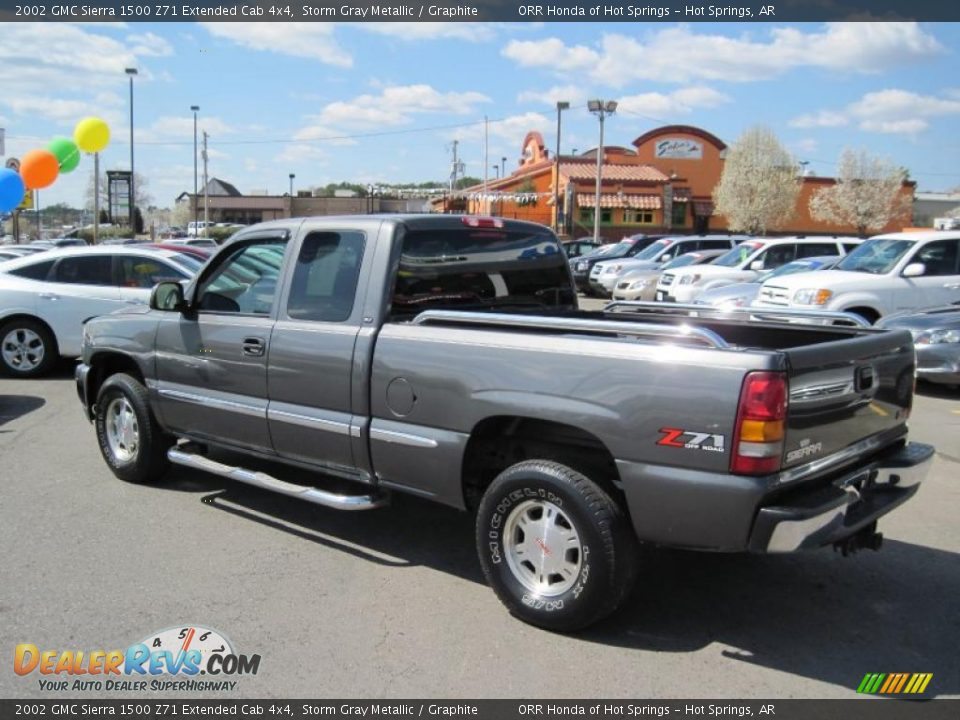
[76,215,933,631]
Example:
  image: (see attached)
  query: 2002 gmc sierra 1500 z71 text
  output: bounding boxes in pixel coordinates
[76,215,934,630]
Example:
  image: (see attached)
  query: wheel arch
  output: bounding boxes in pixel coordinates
[87,351,148,408]
[460,415,622,512]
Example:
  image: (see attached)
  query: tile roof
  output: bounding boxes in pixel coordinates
[577,193,662,209]
[561,164,668,183]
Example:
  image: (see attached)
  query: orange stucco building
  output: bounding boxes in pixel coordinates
[444,125,914,240]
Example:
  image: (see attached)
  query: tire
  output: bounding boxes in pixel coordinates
[476,460,638,632]
[94,373,172,484]
[0,318,58,378]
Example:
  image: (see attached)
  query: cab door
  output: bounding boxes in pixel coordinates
[153,234,289,452]
[896,238,960,310]
[266,229,369,472]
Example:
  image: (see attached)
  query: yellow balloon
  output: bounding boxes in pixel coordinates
[74,117,110,153]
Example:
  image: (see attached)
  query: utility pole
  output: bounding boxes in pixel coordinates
[554,101,570,233]
[450,140,459,193]
[483,116,489,215]
[202,131,209,233]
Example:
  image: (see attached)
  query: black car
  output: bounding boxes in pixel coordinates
[561,239,603,259]
[569,235,666,295]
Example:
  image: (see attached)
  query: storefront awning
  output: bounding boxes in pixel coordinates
[577,193,662,209]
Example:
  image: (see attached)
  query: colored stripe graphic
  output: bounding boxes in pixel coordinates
[857,673,932,694]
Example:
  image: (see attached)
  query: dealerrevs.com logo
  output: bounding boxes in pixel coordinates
[14,625,260,692]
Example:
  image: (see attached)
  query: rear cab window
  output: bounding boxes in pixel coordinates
[390,225,575,318]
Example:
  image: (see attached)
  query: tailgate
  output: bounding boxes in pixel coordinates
[782,329,915,468]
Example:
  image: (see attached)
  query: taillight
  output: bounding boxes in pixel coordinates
[731,371,787,475]
[461,216,504,229]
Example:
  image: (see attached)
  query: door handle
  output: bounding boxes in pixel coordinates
[38,292,59,300]
[241,337,266,357]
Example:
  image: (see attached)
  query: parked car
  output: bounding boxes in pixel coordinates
[658,237,860,304]
[877,304,960,387]
[561,239,603,259]
[694,256,842,309]
[98,238,141,246]
[138,243,212,262]
[0,247,200,377]
[591,235,748,297]
[753,231,960,324]
[611,250,727,301]
[570,234,666,295]
[31,237,88,248]
[166,237,219,249]
[75,214,932,632]
[187,221,215,237]
[0,248,36,262]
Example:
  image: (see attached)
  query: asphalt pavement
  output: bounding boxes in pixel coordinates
[1,356,957,700]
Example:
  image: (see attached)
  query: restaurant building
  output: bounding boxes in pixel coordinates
[448,125,914,239]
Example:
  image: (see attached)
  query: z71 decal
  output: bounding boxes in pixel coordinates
[657,427,726,453]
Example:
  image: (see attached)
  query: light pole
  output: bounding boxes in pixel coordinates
[289,173,295,197]
[554,100,570,233]
[799,160,810,177]
[501,156,506,179]
[125,67,138,232]
[588,99,617,241]
[191,105,199,230]
[492,165,499,179]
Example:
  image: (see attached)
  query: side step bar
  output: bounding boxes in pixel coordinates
[167,447,389,511]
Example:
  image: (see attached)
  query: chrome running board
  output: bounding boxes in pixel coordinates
[167,447,389,511]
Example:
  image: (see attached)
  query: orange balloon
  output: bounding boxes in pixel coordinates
[20,149,60,190]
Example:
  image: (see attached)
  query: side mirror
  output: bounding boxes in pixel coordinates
[902,262,925,278]
[660,253,672,262]
[750,260,765,271]
[150,281,186,311]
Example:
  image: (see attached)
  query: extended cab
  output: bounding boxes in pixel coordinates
[657,237,860,304]
[76,215,932,631]
[753,231,960,324]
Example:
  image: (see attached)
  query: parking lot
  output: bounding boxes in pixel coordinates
[1,355,958,699]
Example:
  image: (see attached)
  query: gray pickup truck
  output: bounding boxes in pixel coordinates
[76,215,933,631]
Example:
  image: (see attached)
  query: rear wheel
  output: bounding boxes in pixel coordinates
[476,460,638,631]
[95,373,172,484]
[0,319,58,378]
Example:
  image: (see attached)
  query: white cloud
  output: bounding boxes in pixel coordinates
[275,143,329,165]
[793,89,960,136]
[138,115,236,142]
[362,22,495,42]
[517,85,587,107]
[789,110,849,128]
[452,112,551,143]
[292,123,358,146]
[317,84,490,127]
[793,138,819,154]
[201,22,352,67]
[503,23,942,87]
[124,32,174,57]
[618,87,730,119]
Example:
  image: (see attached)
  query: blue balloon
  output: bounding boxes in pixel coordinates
[0,168,26,213]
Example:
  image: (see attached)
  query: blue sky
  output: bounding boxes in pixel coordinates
[2,21,959,209]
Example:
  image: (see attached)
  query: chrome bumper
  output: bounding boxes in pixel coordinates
[749,442,934,553]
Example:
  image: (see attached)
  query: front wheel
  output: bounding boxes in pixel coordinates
[95,373,172,484]
[476,460,638,631]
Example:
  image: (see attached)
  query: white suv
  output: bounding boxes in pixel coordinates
[752,231,960,324]
[656,236,860,304]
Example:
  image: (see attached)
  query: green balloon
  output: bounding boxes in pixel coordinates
[47,137,81,173]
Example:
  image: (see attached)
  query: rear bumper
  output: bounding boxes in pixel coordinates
[748,442,934,552]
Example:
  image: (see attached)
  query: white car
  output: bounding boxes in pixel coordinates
[0,247,202,377]
[589,235,746,296]
[752,231,960,324]
[656,236,860,304]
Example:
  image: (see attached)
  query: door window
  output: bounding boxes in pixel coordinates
[286,231,365,322]
[197,239,287,314]
[912,239,959,276]
[759,244,797,270]
[698,239,734,250]
[53,256,113,285]
[117,256,187,288]
[796,243,839,259]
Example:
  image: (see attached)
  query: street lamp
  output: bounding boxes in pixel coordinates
[125,68,138,232]
[492,165,500,179]
[501,156,506,178]
[799,160,810,177]
[587,99,617,241]
[554,100,570,233]
[289,173,295,197]
[191,105,199,230]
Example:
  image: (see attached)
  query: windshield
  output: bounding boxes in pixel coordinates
[662,254,699,270]
[594,241,631,258]
[633,239,672,261]
[713,242,762,268]
[836,238,914,274]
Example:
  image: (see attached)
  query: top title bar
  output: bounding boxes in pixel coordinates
[0,0,958,22]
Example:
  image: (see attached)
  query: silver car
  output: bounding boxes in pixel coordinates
[695,256,842,309]
[612,250,727,301]
[877,305,960,387]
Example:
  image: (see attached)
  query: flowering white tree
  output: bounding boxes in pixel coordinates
[713,126,800,236]
[809,148,912,237]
